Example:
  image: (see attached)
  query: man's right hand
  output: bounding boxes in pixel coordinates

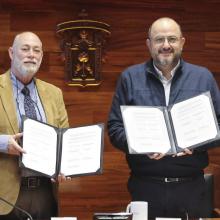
[7,133,26,155]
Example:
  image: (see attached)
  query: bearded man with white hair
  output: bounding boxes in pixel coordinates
[0,32,69,220]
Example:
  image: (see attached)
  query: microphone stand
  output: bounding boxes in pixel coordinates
[0,196,33,220]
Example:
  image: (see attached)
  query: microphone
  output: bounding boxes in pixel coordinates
[0,196,33,220]
[179,207,189,220]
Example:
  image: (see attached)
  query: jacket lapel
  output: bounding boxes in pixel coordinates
[0,70,19,133]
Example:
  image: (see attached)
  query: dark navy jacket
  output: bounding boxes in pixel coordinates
[108,59,220,177]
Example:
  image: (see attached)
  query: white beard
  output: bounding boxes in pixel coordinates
[19,63,39,75]
[13,56,41,78]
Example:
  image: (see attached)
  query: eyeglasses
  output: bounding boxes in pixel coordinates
[151,36,180,45]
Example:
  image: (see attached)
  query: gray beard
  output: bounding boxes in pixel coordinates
[19,65,38,76]
[155,54,180,68]
[13,56,41,78]
[157,59,171,66]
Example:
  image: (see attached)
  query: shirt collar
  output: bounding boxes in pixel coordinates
[10,72,35,95]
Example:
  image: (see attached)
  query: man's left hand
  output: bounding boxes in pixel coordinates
[175,148,193,157]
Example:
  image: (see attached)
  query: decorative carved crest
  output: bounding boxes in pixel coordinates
[56,18,110,87]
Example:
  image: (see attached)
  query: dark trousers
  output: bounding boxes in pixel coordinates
[128,175,208,219]
[1,178,57,220]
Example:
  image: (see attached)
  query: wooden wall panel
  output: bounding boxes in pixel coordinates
[59,152,130,218]
[0,0,220,219]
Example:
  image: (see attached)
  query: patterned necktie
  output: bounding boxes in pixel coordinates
[21,86,37,120]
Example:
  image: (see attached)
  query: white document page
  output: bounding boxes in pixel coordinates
[60,125,102,176]
[121,106,171,154]
[22,119,57,176]
[170,94,218,149]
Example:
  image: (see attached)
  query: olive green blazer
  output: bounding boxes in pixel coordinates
[0,70,69,214]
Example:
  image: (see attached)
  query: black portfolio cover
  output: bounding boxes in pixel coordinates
[20,117,104,178]
[121,91,220,154]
